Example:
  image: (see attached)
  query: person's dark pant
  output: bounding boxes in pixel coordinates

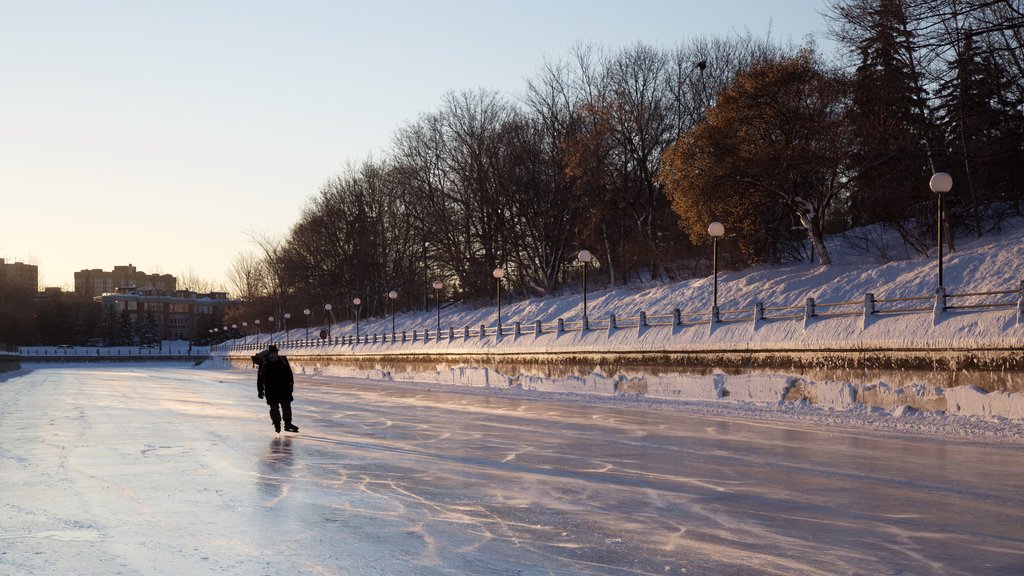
[269,402,292,427]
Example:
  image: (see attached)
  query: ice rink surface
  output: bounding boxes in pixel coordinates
[2,364,1023,575]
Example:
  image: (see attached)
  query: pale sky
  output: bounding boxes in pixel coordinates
[1,0,830,292]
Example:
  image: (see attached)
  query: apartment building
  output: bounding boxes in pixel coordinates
[0,258,39,293]
[94,287,238,341]
[75,264,176,298]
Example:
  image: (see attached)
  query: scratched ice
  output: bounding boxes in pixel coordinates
[2,365,1023,575]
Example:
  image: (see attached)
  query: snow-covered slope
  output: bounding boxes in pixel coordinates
[239,220,1024,354]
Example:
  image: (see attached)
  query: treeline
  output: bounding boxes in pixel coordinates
[228,0,1023,322]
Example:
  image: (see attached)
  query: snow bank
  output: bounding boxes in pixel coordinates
[945,386,1024,419]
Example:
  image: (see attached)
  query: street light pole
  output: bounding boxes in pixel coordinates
[267,316,274,344]
[324,304,333,340]
[492,267,506,332]
[930,172,953,288]
[283,313,291,340]
[433,281,444,335]
[303,308,310,340]
[708,222,725,311]
[578,249,593,319]
[388,291,398,335]
[254,319,261,345]
[352,298,361,339]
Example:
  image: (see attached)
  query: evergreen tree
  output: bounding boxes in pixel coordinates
[934,29,1024,233]
[841,0,935,254]
[120,309,135,346]
[102,304,121,346]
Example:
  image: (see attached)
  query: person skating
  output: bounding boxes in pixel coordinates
[256,345,299,433]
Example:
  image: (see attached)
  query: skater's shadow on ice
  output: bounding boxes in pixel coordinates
[257,436,293,503]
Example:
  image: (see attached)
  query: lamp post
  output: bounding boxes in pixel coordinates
[708,222,725,310]
[268,316,274,344]
[388,291,398,334]
[303,308,310,340]
[241,322,248,343]
[352,298,361,339]
[283,313,291,340]
[493,267,506,332]
[254,319,261,345]
[930,172,953,288]
[324,304,333,340]
[432,281,444,335]
[578,249,593,319]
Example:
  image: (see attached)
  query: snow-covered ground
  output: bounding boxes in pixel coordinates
[3,364,1023,575]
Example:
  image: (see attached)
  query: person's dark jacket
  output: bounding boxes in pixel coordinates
[257,355,294,405]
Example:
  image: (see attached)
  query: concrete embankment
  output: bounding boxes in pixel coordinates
[212,345,1024,420]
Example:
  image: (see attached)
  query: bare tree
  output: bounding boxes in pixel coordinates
[226,250,268,303]
[177,268,215,294]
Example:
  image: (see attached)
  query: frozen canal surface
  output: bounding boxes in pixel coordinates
[2,365,1023,575]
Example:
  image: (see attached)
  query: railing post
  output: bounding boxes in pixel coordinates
[463,326,470,340]
[933,286,947,325]
[402,331,407,343]
[480,324,487,340]
[608,313,616,335]
[803,297,816,328]
[557,318,564,333]
[534,320,542,337]
[1017,281,1024,325]
[582,315,589,331]
[514,322,521,336]
[710,306,720,325]
[413,330,418,342]
[449,327,455,341]
[673,308,681,326]
[753,301,764,330]
[863,292,875,329]
[637,311,647,336]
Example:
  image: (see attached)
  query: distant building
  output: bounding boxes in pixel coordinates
[0,258,38,293]
[94,288,238,341]
[75,264,176,298]
[38,286,66,300]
